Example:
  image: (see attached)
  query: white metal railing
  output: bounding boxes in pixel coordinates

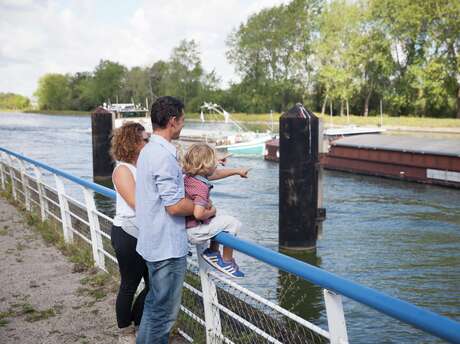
[0,149,335,344]
[2,147,460,344]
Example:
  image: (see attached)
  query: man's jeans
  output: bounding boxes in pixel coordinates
[136,256,187,344]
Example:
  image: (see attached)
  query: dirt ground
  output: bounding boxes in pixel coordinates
[0,196,186,344]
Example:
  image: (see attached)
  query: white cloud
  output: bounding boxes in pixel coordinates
[0,0,288,98]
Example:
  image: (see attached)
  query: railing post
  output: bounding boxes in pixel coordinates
[0,153,5,191]
[5,154,17,200]
[82,187,106,270]
[196,244,223,344]
[317,119,325,239]
[324,289,349,344]
[54,175,74,243]
[17,159,31,211]
[32,166,48,221]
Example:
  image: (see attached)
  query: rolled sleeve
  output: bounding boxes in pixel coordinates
[192,195,208,207]
[155,157,184,207]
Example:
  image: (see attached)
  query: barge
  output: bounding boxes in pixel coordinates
[265,134,460,188]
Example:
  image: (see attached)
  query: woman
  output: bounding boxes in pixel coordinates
[110,122,150,344]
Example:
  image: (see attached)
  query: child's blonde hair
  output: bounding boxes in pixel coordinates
[182,143,216,176]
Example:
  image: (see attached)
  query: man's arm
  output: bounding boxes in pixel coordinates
[165,197,194,216]
[155,156,194,216]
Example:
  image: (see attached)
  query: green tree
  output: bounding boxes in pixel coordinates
[150,60,169,99]
[426,0,460,118]
[120,66,151,106]
[316,0,361,117]
[34,73,71,110]
[226,1,321,112]
[148,40,219,112]
[350,1,394,116]
[91,60,127,104]
[168,39,205,106]
[370,0,459,117]
[0,93,30,110]
[68,72,96,111]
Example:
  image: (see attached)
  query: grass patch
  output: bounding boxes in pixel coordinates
[16,242,28,251]
[1,186,95,273]
[188,112,460,128]
[0,310,14,327]
[0,228,8,236]
[77,270,113,302]
[23,212,94,272]
[7,302,60,323]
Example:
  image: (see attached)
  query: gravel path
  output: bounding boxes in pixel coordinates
[0,196,187,343]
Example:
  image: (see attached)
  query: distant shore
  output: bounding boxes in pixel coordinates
[0,109,91,116]
[24,109,91,116]
[2,109,459,132]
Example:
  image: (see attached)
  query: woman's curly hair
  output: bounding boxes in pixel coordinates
[182,143,216,176]
[110,122,146,163]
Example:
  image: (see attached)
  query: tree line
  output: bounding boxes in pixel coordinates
[0,93,30,110]
[33,0,460,118]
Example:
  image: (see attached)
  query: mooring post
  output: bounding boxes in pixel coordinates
[279,103,324,250]
[91,107,114,182]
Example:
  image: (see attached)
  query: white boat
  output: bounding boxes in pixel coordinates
[324,125,386,137]
[107,102,273,156]
[196,102,272,155]
[107,103,150,130]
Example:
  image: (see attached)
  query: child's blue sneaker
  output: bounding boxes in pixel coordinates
[201,248,221,265]
[215,258,245,279]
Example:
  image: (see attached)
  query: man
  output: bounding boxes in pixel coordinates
[135,96,195,344]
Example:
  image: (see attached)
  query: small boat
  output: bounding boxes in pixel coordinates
[107,103,150,130]
[107,102,273,156]
[324,125,386,138]
[184,102,273,156]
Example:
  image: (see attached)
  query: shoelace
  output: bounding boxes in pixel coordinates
[230,259,240,271]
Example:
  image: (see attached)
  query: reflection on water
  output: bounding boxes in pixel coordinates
[277,250,323,325]
[1,112,459,343]
[93,178,116,217]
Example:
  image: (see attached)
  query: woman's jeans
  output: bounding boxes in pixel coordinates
[136,256,187,344]
[111,225,149,328]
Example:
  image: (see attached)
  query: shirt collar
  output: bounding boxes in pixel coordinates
[151,134,177,158]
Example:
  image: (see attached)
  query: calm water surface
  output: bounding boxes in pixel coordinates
[1,112,459,343]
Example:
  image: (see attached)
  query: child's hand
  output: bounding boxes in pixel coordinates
[206,199,213,209]
[218,153,232,166]
[208,206,217,217]
[238,168,250,178]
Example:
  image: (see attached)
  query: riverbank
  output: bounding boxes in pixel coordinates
[2,109,459,132]
[185,112,460,131]
[0,196,118,343]
[0,194,187,344]
[23,109,91,116]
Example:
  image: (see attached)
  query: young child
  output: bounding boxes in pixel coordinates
[182,143,246,278]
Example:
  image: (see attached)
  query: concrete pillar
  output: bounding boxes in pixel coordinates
[91,107,114,182]
[279,103,322,250]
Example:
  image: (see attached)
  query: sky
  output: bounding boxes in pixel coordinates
[0,0,289,99]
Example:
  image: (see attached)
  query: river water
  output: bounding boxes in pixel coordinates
[1,112,459,343]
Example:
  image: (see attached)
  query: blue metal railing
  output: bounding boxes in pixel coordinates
[1,146,460,343]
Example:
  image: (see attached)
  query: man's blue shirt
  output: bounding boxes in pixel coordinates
[135,134,188,262]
